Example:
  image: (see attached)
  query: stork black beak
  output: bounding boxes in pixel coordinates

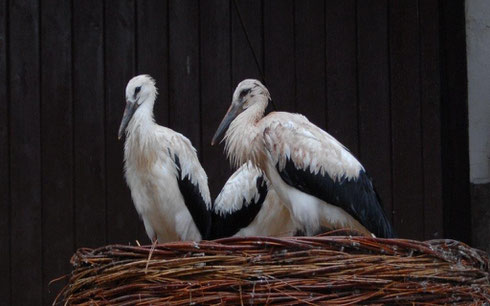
[211,103,241,146]
[118,100,139,140]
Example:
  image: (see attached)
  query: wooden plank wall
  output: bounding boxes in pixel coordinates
[9,1,43,304]
[40,0,73,304]
[439,0,471,243]
[0,0,9,304]
[1,0,469,304]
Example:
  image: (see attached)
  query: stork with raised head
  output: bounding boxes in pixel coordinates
[119,74,211,242]
[211,161,298,238]
[211,79,395,238]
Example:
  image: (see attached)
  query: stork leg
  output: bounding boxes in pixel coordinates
[142,217,157,243]
[144,238,158,273]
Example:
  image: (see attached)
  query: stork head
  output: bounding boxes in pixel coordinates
[211,79,270,146]
[118,74,158,139]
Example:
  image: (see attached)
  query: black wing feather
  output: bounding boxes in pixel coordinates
[209,176,267,239]
[278,158,395,238]
[174,155,212,240]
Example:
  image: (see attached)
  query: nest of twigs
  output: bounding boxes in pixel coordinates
[55,231,489,305]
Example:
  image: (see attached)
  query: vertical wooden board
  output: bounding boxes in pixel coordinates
[439,0,470,243]
[135,0,168,242]
[325,0,359,155]
[263,0,295,112]
[105,0,139,244]
[231,0,263,85]
[294,0,326,129]
[419,0,443,240]
[200,0,232,197]
[73,0,106,248]
[357,0,393,223]
[8,0,42,303]
[136,0,168,127]
[389,0,424,239]
[168,0,200,151]
[0,0,9,303]
[40,0,73,303]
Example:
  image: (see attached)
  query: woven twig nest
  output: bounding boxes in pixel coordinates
[55,231,489,305]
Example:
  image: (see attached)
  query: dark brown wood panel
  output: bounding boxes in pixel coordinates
[294,0,326,129]
[0,0,10,303]
[135,0,169,242]
[419,0,443,240]
[137,0,169,126]
[200,0,232,197]
[357,0,393,223]
[389,0,424,239]
[439,0,471,244]
[73,0,106,248]
[104,0,139,244]
[9,0,42,303]
[0,2,471,301]
[325,0,359,155]
[264,0,295,112]
[40,0,74,303]
[231,0,263,85]
[168,0,201,151]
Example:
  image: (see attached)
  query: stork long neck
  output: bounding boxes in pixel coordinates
[125,96,158,169]
[224,97,268,168]
[127,98,156,138]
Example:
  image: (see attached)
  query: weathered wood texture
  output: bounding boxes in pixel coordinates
[40,0,74,303]
[2,1,468,304]
[0,0,10,304]
[72,0,106,250]
[9,0,42,304]
[389,0,424,240]
[439,0,470,243]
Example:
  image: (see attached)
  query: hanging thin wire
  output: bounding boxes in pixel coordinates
[232,0,277,110]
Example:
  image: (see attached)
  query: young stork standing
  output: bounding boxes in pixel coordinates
[211,79,395,238]
[119,75,211,242]
[211,161,298,238]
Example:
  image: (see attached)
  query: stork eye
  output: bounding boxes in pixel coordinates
[239,88,251,98]
[134,86,141,95]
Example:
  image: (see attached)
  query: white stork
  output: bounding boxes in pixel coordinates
[211,161,298,238]
[211,79,395,238]
[118,74,211,242]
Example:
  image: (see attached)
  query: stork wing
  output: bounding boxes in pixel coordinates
[210,162,268,239]
[262,113,395,238]
[164,130,212,239]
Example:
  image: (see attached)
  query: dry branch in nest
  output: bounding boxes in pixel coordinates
[54,232,489,305]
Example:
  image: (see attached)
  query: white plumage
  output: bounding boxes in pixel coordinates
[119,75,211,242]
[212,79,395,238]
[213,162,297,237]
